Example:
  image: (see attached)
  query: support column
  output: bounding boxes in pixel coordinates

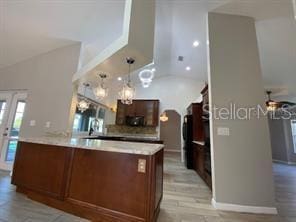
[207,13,277,214]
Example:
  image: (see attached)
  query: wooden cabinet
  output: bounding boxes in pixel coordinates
[12,142,71,199]
[12,142,164,222]
[189,85,212,189]
[187,103,204,142]
[145,100,159,126]
[116,100,160,126]
[201,85,209,118]
[116,101,126,125]
[192,143,205,177]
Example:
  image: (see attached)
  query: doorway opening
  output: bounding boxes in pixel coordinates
[159,110,181,152]
[0,92,27,171]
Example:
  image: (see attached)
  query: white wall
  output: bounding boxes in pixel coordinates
[208,13,276,212]
[84,75,204,158]
[88,75,204,117]
[134,76,204,116]
[0,44,81,137]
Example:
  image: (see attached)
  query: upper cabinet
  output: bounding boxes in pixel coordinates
[116,100,159,127]
[201,85,209,115]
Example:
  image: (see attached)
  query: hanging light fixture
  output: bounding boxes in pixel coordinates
[119,57,136,105]
[266,91,279,112]
[93,73,108,99]
[139,69,154,88]
[160,112,169,122]
[77,83,90,113]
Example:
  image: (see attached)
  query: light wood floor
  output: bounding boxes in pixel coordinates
[273,163,296,222]
[158,152,280,222]
[0,152,294,221]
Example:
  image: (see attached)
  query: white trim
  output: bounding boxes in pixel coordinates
[273,159,296,165]
[212,198,278,215]
[0,162,12,171]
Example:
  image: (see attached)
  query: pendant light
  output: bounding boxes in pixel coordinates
[119,57,136,105]
[77,83,90,113]
[139,69,154,88]
[93,73,108,99]
[266,91,278,112]
[160,112,169,122]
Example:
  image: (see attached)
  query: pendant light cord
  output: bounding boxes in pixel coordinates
[83,84,86,96]
[128,63,131,84]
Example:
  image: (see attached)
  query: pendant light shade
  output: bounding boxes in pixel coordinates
[77,83,90,113]
[139,69,154,88]
[93,74,108,99]
[160,112,169,122]
[266,91,278,112]
[77,100,90,113]
[119,58,136,105]
[119,82,135,105]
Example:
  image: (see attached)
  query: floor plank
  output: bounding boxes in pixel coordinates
[0,153,293,221]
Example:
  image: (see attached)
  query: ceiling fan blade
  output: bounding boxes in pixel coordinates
[278,101,296,108]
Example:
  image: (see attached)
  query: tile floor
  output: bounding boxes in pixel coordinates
[0,152,293,221]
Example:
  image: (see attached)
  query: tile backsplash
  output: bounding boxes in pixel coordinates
[106,125,157,135]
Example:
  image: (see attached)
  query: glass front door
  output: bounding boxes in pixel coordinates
[0,92,27,170]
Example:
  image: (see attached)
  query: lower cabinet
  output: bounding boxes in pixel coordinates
[192,143,211,189]
[12,142,164,222]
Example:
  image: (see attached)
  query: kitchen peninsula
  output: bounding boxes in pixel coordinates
[12,137,164,222]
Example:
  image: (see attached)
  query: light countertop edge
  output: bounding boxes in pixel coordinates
[192,141,205,146]
[18,137,164,156]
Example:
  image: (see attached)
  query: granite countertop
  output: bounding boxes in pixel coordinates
[88,133,159,140]
[192,141,205,146]
[19,137,164,156]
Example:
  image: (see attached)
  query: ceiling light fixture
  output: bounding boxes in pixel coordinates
[117,77,122,81]
[119,58,136,105]
[193,40,200,47]
[266,91,278,111]
[186,66,191,71]
[139,69,154,88]
[93,73,108,99]
[160,112,169,122]
[77,83,90,113]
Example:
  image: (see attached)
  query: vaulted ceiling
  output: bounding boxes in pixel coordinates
[0,0,295,101]
[0,0,125,69]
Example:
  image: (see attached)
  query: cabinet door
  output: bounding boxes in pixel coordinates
[197,145,205,177]
[192,104,204,141]
[135,100,146,117]
[116,100,126,125]
[192,144,199,172]
[125,102,135,117]
[146,101,159,126]
[12,142,71,199]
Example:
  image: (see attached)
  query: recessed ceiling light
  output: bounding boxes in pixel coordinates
[151,68,156,72]
[186,66,191,71]
[117,77,122,81]
[193,40,200,47]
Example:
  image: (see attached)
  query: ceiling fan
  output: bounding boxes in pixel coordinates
[266,91,296,111]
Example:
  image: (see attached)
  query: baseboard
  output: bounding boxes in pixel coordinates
[212,198,278,215]
[273,159,296,165]
[0,162,12,171]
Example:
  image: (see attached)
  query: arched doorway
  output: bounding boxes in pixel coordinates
[160,110,181,152]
